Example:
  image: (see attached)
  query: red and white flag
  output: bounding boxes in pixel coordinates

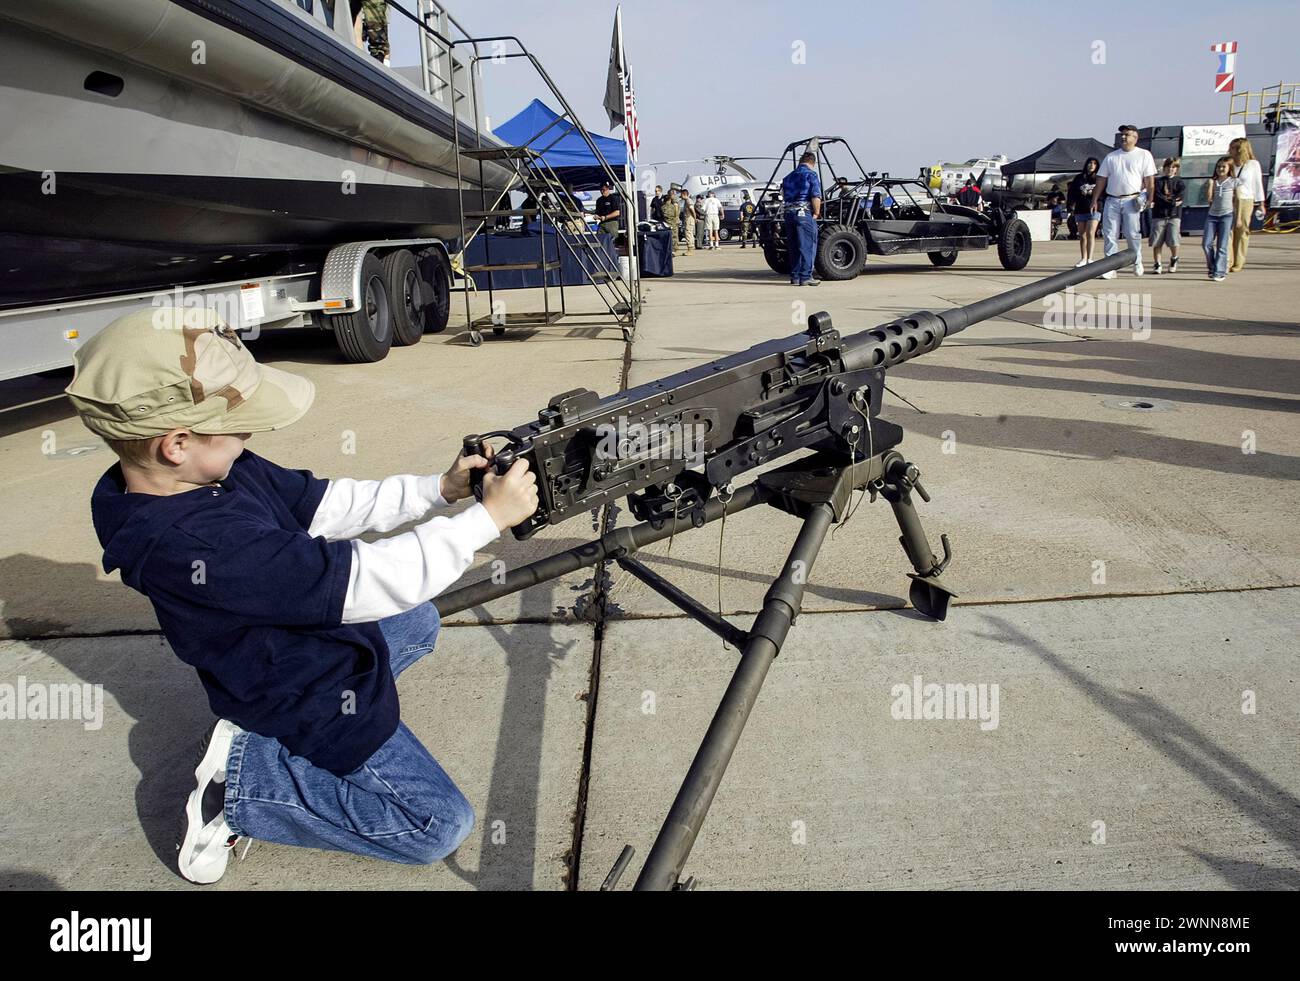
[1210,41,1238,93]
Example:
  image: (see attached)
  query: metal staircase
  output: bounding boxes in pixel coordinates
[391,1,640,346]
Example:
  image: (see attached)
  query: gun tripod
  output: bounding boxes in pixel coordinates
[434,435,954,891]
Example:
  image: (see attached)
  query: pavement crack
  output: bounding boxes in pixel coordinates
[564,309,637,891]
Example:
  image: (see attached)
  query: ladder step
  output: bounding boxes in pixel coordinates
[472,311,565,327]
[463,260,562,272]
[462,145,541,161]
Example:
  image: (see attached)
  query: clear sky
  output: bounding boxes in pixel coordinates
[389,0,1299,185]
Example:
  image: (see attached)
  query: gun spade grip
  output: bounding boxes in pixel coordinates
[493,445,517,475]
[463,434,487,502]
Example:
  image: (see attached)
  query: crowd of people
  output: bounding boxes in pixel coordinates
[649,185,750,256]
[1049,127,1267,283]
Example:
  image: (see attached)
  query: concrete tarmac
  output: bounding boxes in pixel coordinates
[1,236,1296,889]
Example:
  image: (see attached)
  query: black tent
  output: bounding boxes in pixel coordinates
[1001,137,1113,176]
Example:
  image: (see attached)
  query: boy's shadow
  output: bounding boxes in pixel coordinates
[0,554,213,879]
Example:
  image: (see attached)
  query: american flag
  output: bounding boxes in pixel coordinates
[622,68,640,162]
[1210,41,1238,93]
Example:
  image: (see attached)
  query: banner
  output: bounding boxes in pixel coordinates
[1271,111,1300,208]
[1181,124,1245,157]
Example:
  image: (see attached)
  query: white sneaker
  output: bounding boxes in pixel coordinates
[1153,262,1163,275]
[178,719,245,884]
[1074,259,1088,268]
[1213,275,1226,282]
[1101,270,1118,280]
[1133,259,1144,277]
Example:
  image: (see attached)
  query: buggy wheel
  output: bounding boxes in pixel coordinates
[928,250,958,267]
[332,253,393,363]
[814,224,868,281]
[997,218,1032,270]
[762,243,791,275]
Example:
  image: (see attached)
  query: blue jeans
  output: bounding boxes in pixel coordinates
[1202,212,1233,278]
[785,212,818,282]
[222,603,474,865]
[1101,195,1143,262]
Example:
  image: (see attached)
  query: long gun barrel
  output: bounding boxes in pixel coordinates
[839,249,1130,372]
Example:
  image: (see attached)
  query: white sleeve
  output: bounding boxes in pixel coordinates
[341,503,501,623]
[308,473,447,541]
[1250,162,1265,201]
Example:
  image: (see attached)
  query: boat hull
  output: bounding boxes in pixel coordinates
[0,0,509,307]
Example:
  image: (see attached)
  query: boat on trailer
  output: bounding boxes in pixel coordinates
[0,0,512,309]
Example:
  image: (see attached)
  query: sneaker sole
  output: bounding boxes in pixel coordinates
[177,721,239,884]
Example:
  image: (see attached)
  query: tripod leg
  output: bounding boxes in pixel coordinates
[881,461,956,622]
[633,502,836,891]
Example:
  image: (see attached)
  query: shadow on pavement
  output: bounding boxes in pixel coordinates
[976,612,1300,889]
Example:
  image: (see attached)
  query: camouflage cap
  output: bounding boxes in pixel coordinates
[65,306,314,440]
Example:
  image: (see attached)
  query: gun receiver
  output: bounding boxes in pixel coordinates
[466,251,1132,540]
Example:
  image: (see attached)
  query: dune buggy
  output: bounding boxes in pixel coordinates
[753,137,1033,281]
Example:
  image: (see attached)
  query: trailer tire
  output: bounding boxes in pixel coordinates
[997,218,1032,270]
[928,249,958,267]
[815,224,868,281]
[384,249,424,346]
[762,243,791,275]
[416,248,452,334]
[332,253,393,363]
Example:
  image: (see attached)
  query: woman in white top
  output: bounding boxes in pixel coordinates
[1228,138,1267,272]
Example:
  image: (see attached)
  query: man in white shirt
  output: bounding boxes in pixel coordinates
[1090,124,1157,278]
[703,191,725,249]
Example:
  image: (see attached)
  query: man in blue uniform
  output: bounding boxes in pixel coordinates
[781,151,822,286]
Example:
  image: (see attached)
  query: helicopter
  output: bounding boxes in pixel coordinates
[639,154,780,201]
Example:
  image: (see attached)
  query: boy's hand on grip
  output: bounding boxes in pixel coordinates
[481,458,539,532]
[441,444,494,504]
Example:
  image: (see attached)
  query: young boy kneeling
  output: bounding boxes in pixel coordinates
[66,307,537,883]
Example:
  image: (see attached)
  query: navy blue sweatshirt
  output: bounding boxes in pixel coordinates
[91,451,398,776]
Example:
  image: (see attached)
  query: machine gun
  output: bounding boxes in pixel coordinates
[435,250,1132,891]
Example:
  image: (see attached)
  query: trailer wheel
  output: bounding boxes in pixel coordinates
[383,249,424,346]
[762,243,791,275]
[928,249,958,267]
[416,248,452,334]
[997,218,1032,270]
[332,253,393,363]
[815,224,868,281]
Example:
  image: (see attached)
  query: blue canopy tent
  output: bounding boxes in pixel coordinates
[492,98,630,190]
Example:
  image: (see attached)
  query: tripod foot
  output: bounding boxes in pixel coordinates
[907,573,956,621]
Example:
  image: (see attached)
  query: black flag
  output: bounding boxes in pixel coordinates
[603,6,625,129]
